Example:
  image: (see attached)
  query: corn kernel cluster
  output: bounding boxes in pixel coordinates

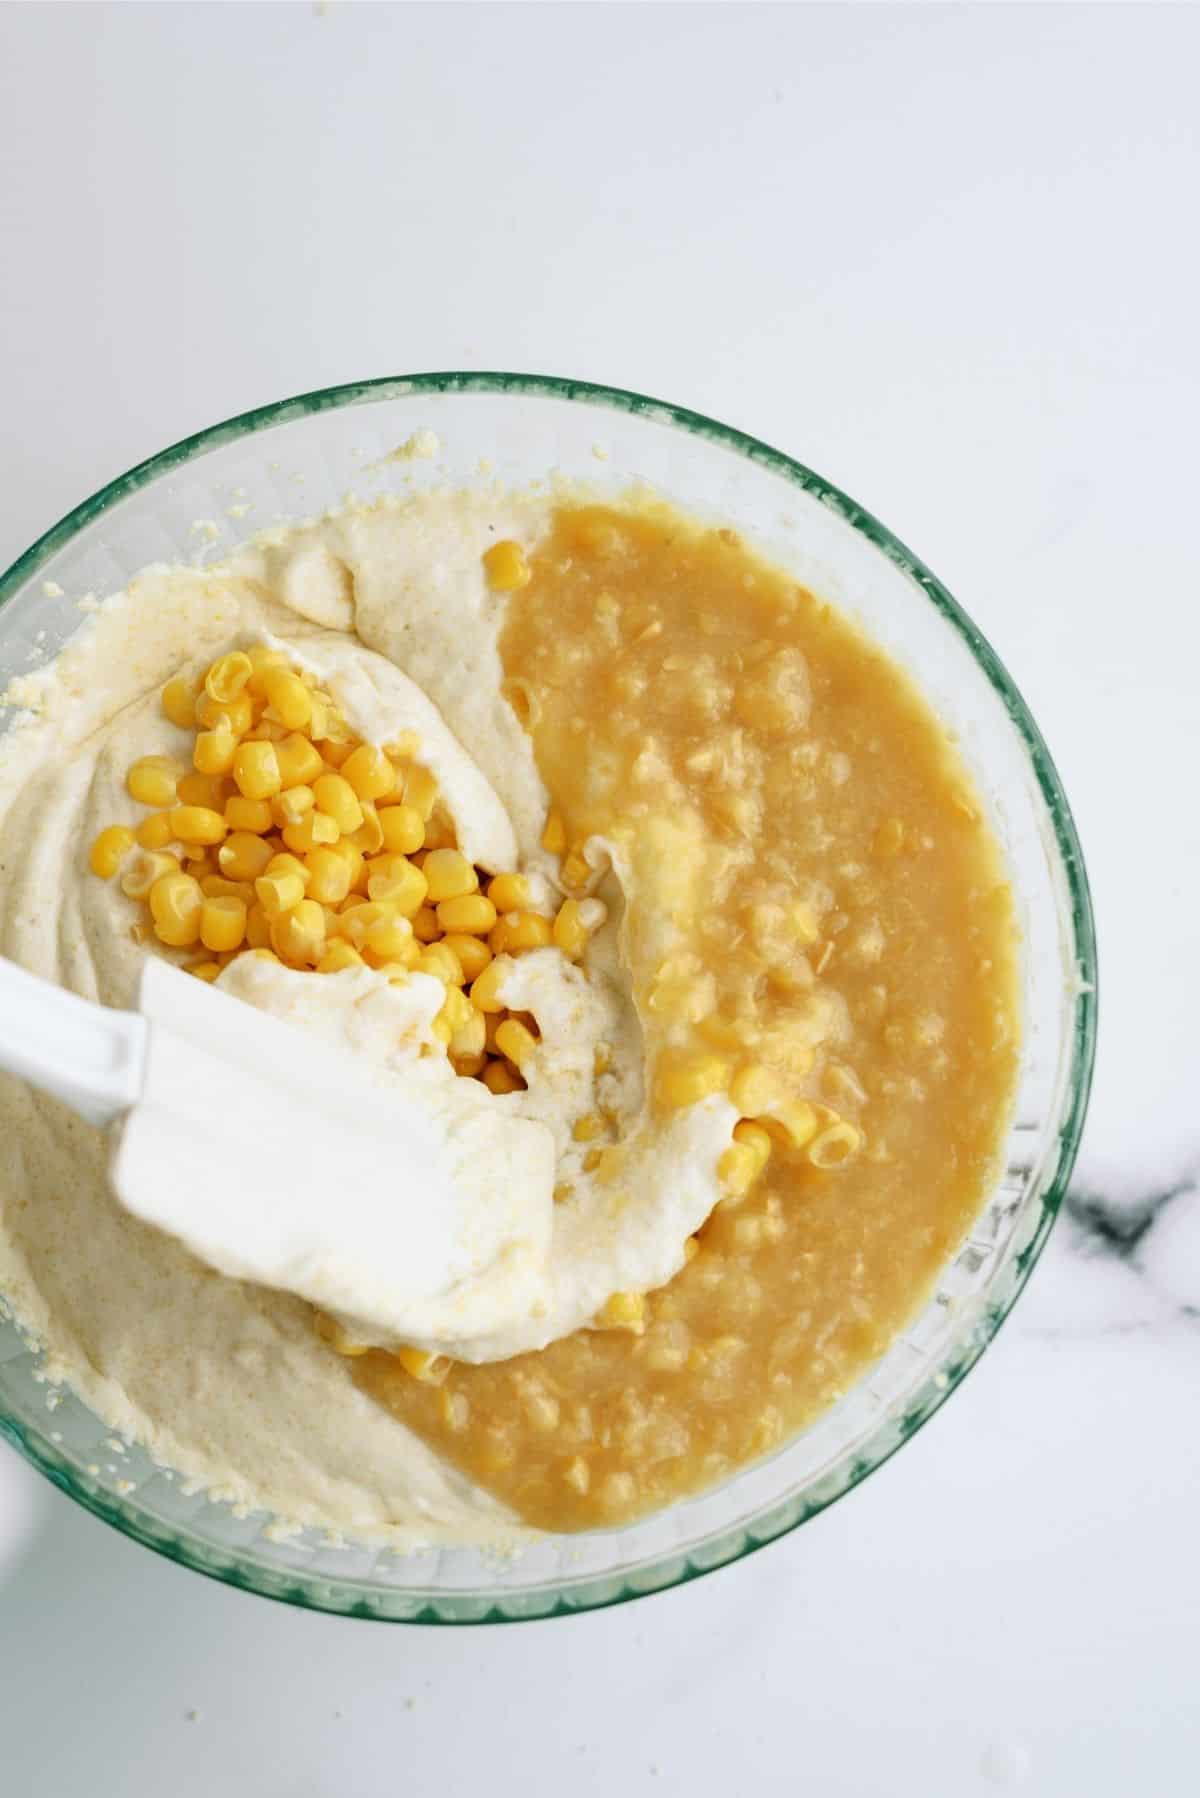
[89,644,604,1095]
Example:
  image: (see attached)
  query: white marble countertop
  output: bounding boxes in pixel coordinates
[1,5,1197,1793]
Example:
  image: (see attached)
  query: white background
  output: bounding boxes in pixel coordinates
[1,5,1198,1794]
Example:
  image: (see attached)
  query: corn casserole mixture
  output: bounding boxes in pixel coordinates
[0,486,1019,1543]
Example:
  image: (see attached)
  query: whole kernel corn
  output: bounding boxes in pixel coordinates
[552,898,588,958]
[255,869,307,916]
[349,802,384,855]
[316,940,364,973]
[437,986,474,1037]
[341,743,396,802]
[416,942,464,985]
[362,913,416,966]
[449,1008,486,1060]
[89,825,135,879]
[418,809,456,851]
[148,871,203,947]
[200,896,247,953]
[195,691,253,736]
[168,805,226,846]
[441,932,491,982]
[223,794,272,833]
[274,733,325,788]
[193,722,237,776]
[204,651,253,704]
[483,1058,524,1094]
[270,898,325,965]
[482,539,531,591]
[317,734,351,766]
[266,851,311,885]
[217,832,274,882]
[412,904,441,942]
[540,811,566,856]
[272,785,315,829]
[160,675,196,730]
[262,667,312,730]
[487,872,531,913]
[305,846,353,906]
[402,764,438,821]
[244,903,272,949]
[378,804,424,855]
[233,741,282,800]
[282,812,339,854]
[469,956,512,1013]
[366,855,427,915]
[121,849,181,899]
[421,849,477,902]
[185,960,221,983]
[560,849,591,891]
[394,1346,450,1384]
[656,1052,731,1110]
[436,893,496,937]
[314,1312,370,1357]
[135,812,176,850]
[490,910,553,955]
[596,1291,645,1333]
[245,646,288,693]
[127,755,185,808]
[177,772,227,811]
[730,1063,782,1116]
[201,875,254,901]
[312,772,363,835]
[494,1018,538,1069]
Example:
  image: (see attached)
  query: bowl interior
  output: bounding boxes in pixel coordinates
[0,375,1095,1621]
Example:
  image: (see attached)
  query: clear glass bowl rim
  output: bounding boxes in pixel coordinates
[0,371,1097,1623]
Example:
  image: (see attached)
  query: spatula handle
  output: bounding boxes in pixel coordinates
[0,956,146,1128]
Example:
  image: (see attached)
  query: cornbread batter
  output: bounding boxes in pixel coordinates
[0,487,1018,1541]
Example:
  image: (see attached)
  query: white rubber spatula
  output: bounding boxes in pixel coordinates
[0,954,554,1346]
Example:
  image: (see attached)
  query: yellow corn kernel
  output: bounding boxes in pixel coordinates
[192,720,237,777]
[204,651,253,705]
[262,667,312,731]
[416,942,464,985]
[179,846,212,873]
[327,837,366,894]
[160,675,196,730]
[469,956,512,1013]
[596,1291,645,1333]
[729,1063,782,1117]
[148,871,203,947]
[120,849,180,899]
[244,902,272,949]
[435,984,473,1033]
[199,896,247,953]
[134,812,175,850]
[494,1018,537,1069]
[483,1058,523,1094]
[453,1052,487,1080]
[270,898,326,966]
[271,733,322,789]
[215,831,272,883]
[436,893,497,937]
[490,910,553,956]
[762,1100,819,1152]
[221,795,269,834]
[185,960,222,983]
[195,690,254,736]
[560,849,591,892]
[418,808,457,852]
[313,1310,370,1357]
[168,805,226,846]
[282,812,339,854]
[365,854,428,915]
[244,645,289,694]
[346,801,382,856]
[540,809,566,856]
[200,875,254,901]
[551,898,589,958]
[305,846,353,906]
[808,1119,863,1169]
[270,785,314,829]
[265,851,311,886]
[487,872,531,913]
[394,1346,451,1384]
[255,869,307,917]
[402,764,438,821]
[233,740,282,800]
[421,848,477,903]
[572,1113,605,1143]
[482,538,531,591]
[362,912,416,967]
[89,825,135,880]
[656,1052,731,1110]
[316,940,365,974]
[441,933,492,982]
[718,1121,772,1198]
[315,733,350,766]
[377,804,424,855]
[412,904,441,942]
[127,755,184,809]
[339,743,395,803]
[176,772,227,811]
[449,1008,486,1061]
[312,772,363,836]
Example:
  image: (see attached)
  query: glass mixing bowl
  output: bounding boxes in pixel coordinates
[0,374,1096,1622]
